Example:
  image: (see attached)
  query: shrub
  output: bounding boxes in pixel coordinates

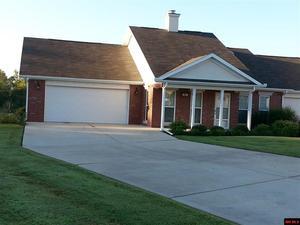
[169,120,188,135]
[191,124,207,136]
[209,126,225,136]
[252,111,269,127]
[15,107,25,124]
[225,129,233,136]
[272,120,299,137]
[0,113,19,124]
[252,124,273,136]
[252,107,298,127]
[232,125,249,136]
[269,108,298,123]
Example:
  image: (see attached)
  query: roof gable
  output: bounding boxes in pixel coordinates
[159,54,261,85]
[130,26,250,77]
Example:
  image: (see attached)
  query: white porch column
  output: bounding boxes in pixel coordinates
[218,90,224,127]
[247,91,253,130]
[160,85,166,131]
[190,88,196,128]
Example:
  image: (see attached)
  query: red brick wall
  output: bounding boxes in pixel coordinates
[175,89,191,125]
[202,90,215,128]
[270,92,282,110]
[27,80,45,122]
[252,91,282,111]
[128,85,145,124]
[252,91,259,112]
[147,88,284,129]
[230,91,239,128]
[147,86,162,128]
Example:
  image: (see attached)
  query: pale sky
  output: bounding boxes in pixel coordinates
[0,0,299,76]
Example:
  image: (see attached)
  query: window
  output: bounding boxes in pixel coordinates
[238,94,248,123]
[259,96,270,111]
[239,95,248,110]
[194,91,203,124]
[164,89,176,123]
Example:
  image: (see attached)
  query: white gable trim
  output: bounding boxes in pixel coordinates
[127,28,156,85]
[158,53,262,85]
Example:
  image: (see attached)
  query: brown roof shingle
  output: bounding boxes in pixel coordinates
[229,48,300,90]
[130,26,250,77]
[20,37,142,81]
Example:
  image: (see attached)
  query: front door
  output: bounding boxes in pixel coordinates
[214,92,231,129]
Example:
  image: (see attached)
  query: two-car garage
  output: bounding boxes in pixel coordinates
[21,37,144,125]
[44,81,130,124]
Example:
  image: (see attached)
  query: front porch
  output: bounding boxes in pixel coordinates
[159,85,253,131]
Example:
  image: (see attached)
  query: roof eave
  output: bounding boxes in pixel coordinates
[20,74,144,85]
[155,78,266,89]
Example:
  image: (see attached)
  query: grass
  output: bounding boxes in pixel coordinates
[0,124,232,225]
[177,135,300,158]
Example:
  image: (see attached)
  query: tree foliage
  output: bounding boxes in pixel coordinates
[0,70,26,113]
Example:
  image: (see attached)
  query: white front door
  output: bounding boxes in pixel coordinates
[214,93,231,129]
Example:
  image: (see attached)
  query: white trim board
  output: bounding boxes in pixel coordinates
[157,53,263,85]
[20,75,144,85]
[127,28,156,85]
[46,80,130,90]
[158,80,263,89]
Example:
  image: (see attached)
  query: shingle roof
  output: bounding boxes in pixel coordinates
[130,26,250,77]
[20,37,142,81]
[229,48,300,90]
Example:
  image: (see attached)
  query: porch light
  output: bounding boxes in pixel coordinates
[35,80,41,89]
[134,87,139,95]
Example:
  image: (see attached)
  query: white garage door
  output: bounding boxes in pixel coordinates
[283,97,300,119]
[45,84,129,124]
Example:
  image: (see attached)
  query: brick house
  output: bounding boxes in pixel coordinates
[20,10,300,130]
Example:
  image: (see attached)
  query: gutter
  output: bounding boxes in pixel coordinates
[255,87,300,94]
[155,78,266,89]
[20,75,144,85]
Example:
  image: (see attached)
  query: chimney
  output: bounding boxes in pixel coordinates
[165,10,180,32]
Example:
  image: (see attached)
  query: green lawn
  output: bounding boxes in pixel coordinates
[0,124,231,225]
[177,135,300,158]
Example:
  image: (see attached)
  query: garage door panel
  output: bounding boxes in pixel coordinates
[45,85,129,124]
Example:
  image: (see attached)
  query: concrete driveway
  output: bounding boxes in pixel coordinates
[23,123,300,225]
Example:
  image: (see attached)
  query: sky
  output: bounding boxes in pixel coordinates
[0,0,299,76]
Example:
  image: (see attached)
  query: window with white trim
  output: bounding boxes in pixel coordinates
[164,89,176,123]
[194,91,203,124]
[259,96,270,111]
[239,95,248,110]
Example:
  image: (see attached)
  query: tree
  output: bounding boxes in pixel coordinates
[8,70,25,89]
[8,70,26,112]
[0,70,25,112]
[0,70,9,109]
[0,69,8,88]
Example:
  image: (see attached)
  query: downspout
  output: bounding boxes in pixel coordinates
[25,78,29,121]
[282,89,288,108]
[160,82,168,131]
